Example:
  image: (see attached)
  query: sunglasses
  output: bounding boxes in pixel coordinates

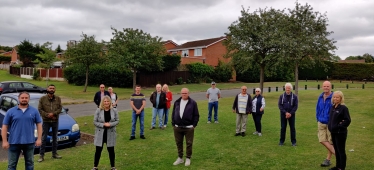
[256,91,260,92]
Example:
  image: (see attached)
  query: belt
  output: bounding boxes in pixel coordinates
[175,125,193,128]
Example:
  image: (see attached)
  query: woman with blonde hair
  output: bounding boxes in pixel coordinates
[328,91,351,170]
[162,84,173,127]
[108,87,118,108]
[92,96,119,170]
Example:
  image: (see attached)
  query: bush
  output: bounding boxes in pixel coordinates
[212,60,232,82]
[176,77,183,85]
[186,63,214,83]
[162,54,181,71]
[0,55,11,62]
[32,69,40,80]
[64,64,133,87]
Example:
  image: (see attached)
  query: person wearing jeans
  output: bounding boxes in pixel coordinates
[206,81,221,123]
[251,88,265,136]
[2,92,42,170]
[130,85,146,140]
[162,84,173,127]
[150,84,167,130]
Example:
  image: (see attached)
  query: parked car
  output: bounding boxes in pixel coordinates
[0,93,80,147]
[0,81,47,94]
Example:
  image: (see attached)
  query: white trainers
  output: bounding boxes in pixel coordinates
[258,133,262,136]
[173,157,184,165]
[164,125,167,128]
[185,158,191,166]
[253,131,258,135]
[214,121,219,124]
[207,121,211,124]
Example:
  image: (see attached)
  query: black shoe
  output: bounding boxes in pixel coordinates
[52,154,62,159]
[129,136,135,140]
[235,133,241,136]
[329,167,339,170]
[241,132,246,137]
[140,135,146,139]
[149,127,156,130]
[279,142,284,146]
[292,143,297,147]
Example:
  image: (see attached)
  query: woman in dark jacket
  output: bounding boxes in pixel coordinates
[328,91,351,170]
[92,96,119,170]
[251,88,265,136]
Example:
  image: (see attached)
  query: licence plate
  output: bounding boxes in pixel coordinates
[50,136,69,142]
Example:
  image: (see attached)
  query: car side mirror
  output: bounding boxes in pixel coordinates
[65,108,69,112]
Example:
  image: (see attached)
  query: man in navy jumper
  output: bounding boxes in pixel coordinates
[278,83,298,146]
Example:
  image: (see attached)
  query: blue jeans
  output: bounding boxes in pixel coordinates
[280,113,296,144]
[8,143,35,170]
[151,108,164,128]
[40,121,58,155]
[208,101,219,121]
[131,110,144,136]
[163,108,170,126]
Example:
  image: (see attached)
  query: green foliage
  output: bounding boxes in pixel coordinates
[236,63,294,82]
[176,77,183,85]
[55,44,63,53]
[212,60,232,82]
[32,70,42,81]
[64,33,104,92]
[36,47,56,68]
[186,62,214,83]
[331,63,374,80]
[18,39,43,67]
[345,53,374,63]
[0,45,13,51]
[107,27,165,89]
[299,61,334,80]
[162,54,181,71]
[63,64,133,87]
[0,55,11,62]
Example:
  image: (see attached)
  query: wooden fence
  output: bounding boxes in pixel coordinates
[9,66,64,81]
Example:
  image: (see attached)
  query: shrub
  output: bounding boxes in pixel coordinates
[186,63,214,83]
[32,69,40,80]
[176,77,183,85]
[0,55,11,62]
[212,60,232,82]
[162,54,181,71]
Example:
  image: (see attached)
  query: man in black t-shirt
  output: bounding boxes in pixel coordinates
[129,85,146,140]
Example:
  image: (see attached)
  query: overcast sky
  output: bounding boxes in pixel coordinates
[1,0,373,59]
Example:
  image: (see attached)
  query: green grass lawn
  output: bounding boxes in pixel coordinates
[1,69,374,105]
[1,89,373,169]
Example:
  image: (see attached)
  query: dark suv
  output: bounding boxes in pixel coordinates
[0,81,47,94]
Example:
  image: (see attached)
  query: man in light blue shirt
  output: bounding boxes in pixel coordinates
[2,92,42,170]
[206,82,221,123]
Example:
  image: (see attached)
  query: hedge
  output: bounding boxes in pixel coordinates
[0,55,11,62]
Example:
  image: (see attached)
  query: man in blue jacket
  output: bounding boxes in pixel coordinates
[278,83,298,146]
[94,84,110,108]
[316,81,335,167]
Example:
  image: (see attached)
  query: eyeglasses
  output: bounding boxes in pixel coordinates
[256,91,260,92]
[100,87,104,88]
[241,89,247,90]
[181,93,188,94]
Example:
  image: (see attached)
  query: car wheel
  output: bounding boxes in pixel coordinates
[71,142,77,147]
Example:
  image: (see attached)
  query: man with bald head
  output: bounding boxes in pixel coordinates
[171,88,200,166]
[316,81,335,167]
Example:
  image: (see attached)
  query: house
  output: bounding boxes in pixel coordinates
[162,40,178,51]
[10,46,20,64]
[167,36,230,66]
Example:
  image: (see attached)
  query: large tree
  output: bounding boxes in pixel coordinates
[18,40,42,67]
[36,47,57,86]
[107,27,165,90]
[55,44,63,53]
[284,2,337,95]
[224,7,288,92]
[65,33,104,92]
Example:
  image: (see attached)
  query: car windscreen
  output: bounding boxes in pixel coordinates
[29,99,66,114]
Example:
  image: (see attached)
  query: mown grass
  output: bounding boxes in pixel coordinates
[0,89,373,169]
[1,69,374,104]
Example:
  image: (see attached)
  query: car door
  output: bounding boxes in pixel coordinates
[0,96,13,127]
[22,82,39,93]
[8,82,23,93]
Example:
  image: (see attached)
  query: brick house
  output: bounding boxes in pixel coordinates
[10,47,19,64]
[162,40,178,51]
[167,36,230,67]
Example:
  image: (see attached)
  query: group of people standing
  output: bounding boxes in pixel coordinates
[2,84,64,170]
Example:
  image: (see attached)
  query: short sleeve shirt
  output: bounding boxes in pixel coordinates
[130,93,146,110]
[206,88,221,103]
[2,105,42,144]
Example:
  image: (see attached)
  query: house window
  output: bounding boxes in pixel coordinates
[181,50,189,57]
[172,51,177,54]
[194,48,202,56]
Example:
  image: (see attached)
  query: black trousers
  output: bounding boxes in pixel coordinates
[40,121,58,155]
[280,113,296,144]
[94,131,115,167]
[331,132,347,170]
[252,113,263,133]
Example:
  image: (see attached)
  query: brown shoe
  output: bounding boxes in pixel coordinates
[149,127,156,130]
[52,154,62,159]
[160,127,165,130]
[37,155,44,162]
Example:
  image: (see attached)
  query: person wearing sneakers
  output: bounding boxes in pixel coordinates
[150,84,167,130]
[232,86,252,137]
[251,88,265,137]
[206,81,221,123]
[172,88,200,166]
[38,84,63,162]
[129,85,146,140]
[316,81,335,167]
[278,83,298,146]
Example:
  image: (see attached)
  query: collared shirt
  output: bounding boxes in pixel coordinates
[2,105,42,144]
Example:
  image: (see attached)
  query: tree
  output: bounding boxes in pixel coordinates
[55,44,63,53]
[65,33,104,92]
[36,47,57,86]
[224,7,288,92]
[362,53,373,63]
[107,27,165,90]
[284,1,337,95]
[18,40,42,67]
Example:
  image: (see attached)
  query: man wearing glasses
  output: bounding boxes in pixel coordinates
[232,86,252,137]
[94,84,110,108]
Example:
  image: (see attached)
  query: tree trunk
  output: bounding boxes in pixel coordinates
[84,66,89,92]
[260,64,265,95]
[294,63,299,95]
[46,68,49,87]
[132,69,137,92]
